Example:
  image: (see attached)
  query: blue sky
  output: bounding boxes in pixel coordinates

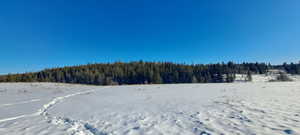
[0,0,300,74]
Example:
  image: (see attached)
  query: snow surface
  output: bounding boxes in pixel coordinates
[0,82,299,135]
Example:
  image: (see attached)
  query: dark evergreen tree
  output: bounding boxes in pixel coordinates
[246,71,252,82]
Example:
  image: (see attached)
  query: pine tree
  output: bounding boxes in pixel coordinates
[225,73,235,83]
[276,72,292,82]
[246,71,252,82]
[153,72,162,84]
[192,76,198,83]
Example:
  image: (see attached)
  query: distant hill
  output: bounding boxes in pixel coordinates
[0,61,299,85]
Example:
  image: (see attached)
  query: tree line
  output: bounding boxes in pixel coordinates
[281,62,300,74]
[1,61,295,85]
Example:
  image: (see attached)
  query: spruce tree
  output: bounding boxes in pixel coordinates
[246,71,252,82]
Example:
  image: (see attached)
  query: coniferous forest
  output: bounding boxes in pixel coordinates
[0,61,299,85]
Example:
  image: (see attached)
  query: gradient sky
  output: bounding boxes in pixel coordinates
[0,0,300,74]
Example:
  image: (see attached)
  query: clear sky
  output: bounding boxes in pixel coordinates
[0,0,300,74]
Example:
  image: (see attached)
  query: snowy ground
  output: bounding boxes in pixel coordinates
[0,82,299,135]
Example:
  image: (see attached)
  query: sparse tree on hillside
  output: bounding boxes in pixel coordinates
[192,76,198,83]
[276,72,292,82]
[225,73,236,83]
[246,71,252,82]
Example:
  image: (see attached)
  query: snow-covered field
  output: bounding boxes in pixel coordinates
[0,82,300,135]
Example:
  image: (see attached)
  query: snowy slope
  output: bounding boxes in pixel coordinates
[235,73,300,82]
[0,82,299,135]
